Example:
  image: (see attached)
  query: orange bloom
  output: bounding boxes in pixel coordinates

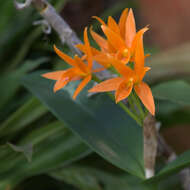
[91,9,148,65]
[89,31,155,115]
[42,28,100,99]
[76,29,110,68]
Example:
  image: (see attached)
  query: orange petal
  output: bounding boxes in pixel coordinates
[90,28,108,51]
[76,44,86,53]
[42,71,66,80]
[53,45,76,67]
[110,59,134,78]
[89,77,123,93]
[94,53,112,63]
[62,68,78,79]
[76,43,100,56]
[115,81,133,103]
[93,53,112,68]
[131,27,148,54]
[107,16,120,34]
[138,67,151,82]
[71,76,82,81]
[101,25,126,50]
[53,77,70,92]
[73,75,92,99]
[134,82,155,115]
[92,16,106,26]
[74,55,88,74]
[90,46,101,55]
[84,27,93,69]
[125,9,136,47]
[133,27,149,75]
[119,8,128,39]
[108,41,117,53]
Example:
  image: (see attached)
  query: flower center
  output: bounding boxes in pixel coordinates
[122,48,129,57]
[129,77,134,83]
[126,77,134,87]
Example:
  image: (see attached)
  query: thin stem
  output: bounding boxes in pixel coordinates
[92,75,142,126]
[127,94,138,116]
[117,100,142,126]
[131,92,145,121]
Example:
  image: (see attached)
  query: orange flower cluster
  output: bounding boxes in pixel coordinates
[42,8,155,115]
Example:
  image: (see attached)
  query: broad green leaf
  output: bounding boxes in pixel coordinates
[22,71,144,179]
[153,80,190,105]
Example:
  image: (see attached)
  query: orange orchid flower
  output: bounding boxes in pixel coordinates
[76,29,110,69]
[91,8,149,65]
[42,28,100,99]
[89,31,155,115]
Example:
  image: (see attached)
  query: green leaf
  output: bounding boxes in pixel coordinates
[50,166,154,190]
[7,143,33,162]
[0,121,91,180]
[22,71,144,179]
[50,166,102,190]
[0,58,48,110]
[0,97,48,137]
[153,80,190,105]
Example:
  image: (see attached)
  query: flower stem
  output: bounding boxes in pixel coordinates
[92,75,142,126]
[131,92,145,121]
[128,94,139,116]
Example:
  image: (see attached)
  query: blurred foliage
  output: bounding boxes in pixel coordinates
[1,0,190,190]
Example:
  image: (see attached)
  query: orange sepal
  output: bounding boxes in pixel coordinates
[76,43,100,56]
[93,53,112,68]
[53,77,70,92]
[107,16,120,34]
[110,59,134,78]
[119,8,128,39]
[133,27,149,74]
[92,16,106,26]
[125,9,136,47]
[75,44,86,53]
[90,28,108,51]
[74,55,88,74]
[89,77,123,93]
[134,81,155,115]
[101,25,126,50]
[42,71,66,80]
[53,45,76,67]
[73,75,92,99]
[84,27,93,69]
[115,81,133,103]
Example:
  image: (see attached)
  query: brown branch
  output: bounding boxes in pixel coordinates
[143,114,157,178]
[33,0,82,56]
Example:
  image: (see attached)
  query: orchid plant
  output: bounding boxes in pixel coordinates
[4,1,190,189]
